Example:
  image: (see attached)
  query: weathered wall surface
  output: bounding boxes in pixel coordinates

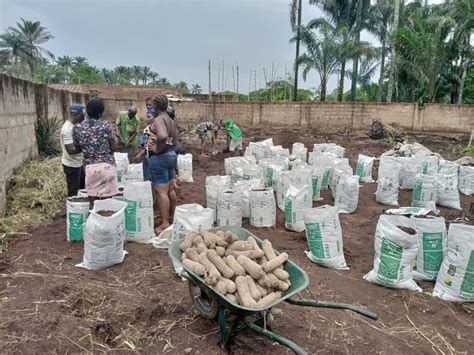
[0,75,39,215]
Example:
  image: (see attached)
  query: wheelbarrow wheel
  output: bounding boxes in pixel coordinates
[188,280,219,319]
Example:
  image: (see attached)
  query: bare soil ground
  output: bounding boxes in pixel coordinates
[1,128,473,354]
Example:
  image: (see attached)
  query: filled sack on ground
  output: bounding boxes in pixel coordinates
[276,168,312,211]
[433,223,474,302]
[330,159,352,200]
[269,145,290,158]
[114,152,129,183]
[245,142,269,162]
[288,155,307,171]
[224,156,256,176]
[411,173,437,211]
[126,163,144,181]
[292,143,308,162]
[249,188,276,227]
[313,143,336,154]
[177,153,194,183]
[398,156,424,189]
[411,216,447,281]
[172,204,214,242]
[420,155,438,175]
[326,145,345,158]
[234,178,264,217]
[311,166,325,201]
[205,175,231,221]
[242,164,263,180]
[66,196,90,241]
[217,190,243,227]
[79,199,128,270]
[284,184,311,232]
[303,205,348,270]
[458,166,474,196]
[376,156,401,206]
[355,154,375,183]
[335,175,360,214]
[435,172,461,209]
[438,160,459,175]
[364,215,420,291]
[123,180,155,243]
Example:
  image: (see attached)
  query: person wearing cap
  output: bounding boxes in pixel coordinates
[115,106,141,160]
[73,99,119,208]
[221,118,243,156]
[61,103,86,197]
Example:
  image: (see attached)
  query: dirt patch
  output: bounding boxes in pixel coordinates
[0,129,472,354]
[67,197,89,203]
[96,210,115,217]
[397,226,417,235]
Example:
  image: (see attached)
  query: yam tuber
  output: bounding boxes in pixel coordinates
[181,253,187,261]
[225,249,264,259]
[215,236,228,247]
[236,255,264,280]
[193,234,205,246]
[276,280,290,292]
[235,276,257,308]
[216,230,225,238]
[245,276,261,301]
[220,278,236,294]
[247,236,263,253]
[207,249,234,279]
[185,248,200,263]
[182,259,206,276]
[196,243,208,254]
[224,231,239,243]
[215,246,226,257]
[228,240,254,252]
[198,253,221,286]
[224,255,246,277]
[262,240,277,261]
[255,283,268,297]
[180,231,198,251]
[272,268,289,281]
[215,280,228,294]
[257,276,272,289]
[262,253,288,272]
[256,292,282,308]
[226,294,237,304]
[201,230,219,248]
[264,273,280,288]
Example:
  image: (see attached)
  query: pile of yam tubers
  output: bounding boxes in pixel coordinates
[180,230,291,308]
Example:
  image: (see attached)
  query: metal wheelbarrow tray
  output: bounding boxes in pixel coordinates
[169,226,378,355]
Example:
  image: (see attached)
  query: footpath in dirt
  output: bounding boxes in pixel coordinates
[0,129,472,354]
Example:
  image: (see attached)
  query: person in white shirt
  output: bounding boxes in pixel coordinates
[60,104,86,196]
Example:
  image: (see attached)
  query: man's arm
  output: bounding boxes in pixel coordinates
[65,143,81,155]
[66,127,82,154]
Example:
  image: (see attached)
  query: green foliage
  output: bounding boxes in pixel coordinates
[385,132,397,146]
[35,116,62,157]
[463,146,474,154]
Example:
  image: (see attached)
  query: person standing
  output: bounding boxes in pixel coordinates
[143,95,178,234]
[115,106,141,160]
[221,118,243,156]
[60,104,86,197]
[72,99,119,208]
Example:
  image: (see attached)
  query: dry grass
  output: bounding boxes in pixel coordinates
[0,157,66,235]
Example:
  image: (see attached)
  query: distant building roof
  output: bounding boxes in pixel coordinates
[48,83,181,100]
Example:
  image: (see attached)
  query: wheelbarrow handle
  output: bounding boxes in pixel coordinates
[286,298,378,320]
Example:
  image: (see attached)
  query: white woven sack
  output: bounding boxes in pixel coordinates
[172,204,214,242]
[123,180,153,208]
[363,215,421,291]
[177,154,193,183]
[355,154,375,183]
[224,156,256,176]
[126,163,144,181]
[459,166,474,196]
[114,152,129,183]
[411,174,437,211]
[376,156,401,206]
[216,190,243,227]
[292,143,308,162]
[123,180,155,243]
[242,164,263,180]
[433,223,474,302]
[326,145,345,158]
[330,160,352,200]
[234,178,264,217]
[308,153,334,190]
[312,143,336,154]
[205,175,231,221]
[284,184,312,232]
[398,156,424,189]
[249,188,276,227]
[335,175,360,214]
[79,199,127,270]
[435,173,461,209]
[66,197,90,242]
[269,145,290,158]
[411,216,447,281]
[303,205,348,270]
[438,160,459,175]
[311,166,325,201]
[420,155,438,175]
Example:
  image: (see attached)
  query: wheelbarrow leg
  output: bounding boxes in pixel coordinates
[286,298,378,320]
[244,320,308,355]
[218,306,243,349]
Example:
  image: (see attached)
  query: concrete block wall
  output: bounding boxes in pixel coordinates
[0,75,39,215]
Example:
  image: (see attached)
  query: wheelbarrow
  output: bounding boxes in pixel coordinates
[168,226,378,354]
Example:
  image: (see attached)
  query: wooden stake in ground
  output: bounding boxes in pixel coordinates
[232,66,236,101]
[248,69,253,101]
[236,63,239,101]
[208,59,212,102]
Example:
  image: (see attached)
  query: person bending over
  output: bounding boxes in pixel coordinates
[115,105,140,161]
[196,121,219,156]
[221,118,243,156]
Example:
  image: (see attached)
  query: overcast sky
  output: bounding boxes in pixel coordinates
[1,0,443,94]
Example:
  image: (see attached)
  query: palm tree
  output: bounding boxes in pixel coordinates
[73,56,88,66]
[350,0,370,101]
[114,66,131,85]
[0,30,29,67]
[294,21,341,101]
[191,84,202,94]
[142,66,151,85]
[56,55,75,83]
[156,77,171,87]
[366,0,393,102]
[149,71,159,86]
[8,18,54,73]
[290,0,303,101]
[131,65,142,86]
[386,0,400,102]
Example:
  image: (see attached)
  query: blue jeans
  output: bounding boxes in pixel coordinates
[143,152,177,184]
